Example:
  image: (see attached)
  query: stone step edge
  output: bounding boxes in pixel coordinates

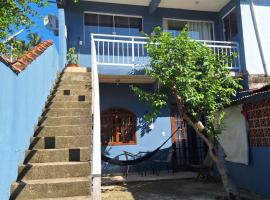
[36,125,91,128]
[38,196,91,200]
[12,176,90,185]
[19,161,90,167]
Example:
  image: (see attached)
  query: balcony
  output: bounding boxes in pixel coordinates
[91,34,241,72]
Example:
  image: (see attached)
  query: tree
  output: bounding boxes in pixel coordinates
[0,0,78,56]
[131,27,242,200]
[0,0,47,54]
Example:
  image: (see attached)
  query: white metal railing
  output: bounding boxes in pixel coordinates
[91,33,241,71]
[197,40,241,71]
[91,35,101,200]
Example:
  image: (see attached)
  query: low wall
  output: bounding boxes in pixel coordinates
[0,45,60,199]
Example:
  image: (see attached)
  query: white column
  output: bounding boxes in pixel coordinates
[91,34,101,200]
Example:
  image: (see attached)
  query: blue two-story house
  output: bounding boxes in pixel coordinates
[1,0,270,199]
[57,0,270,197]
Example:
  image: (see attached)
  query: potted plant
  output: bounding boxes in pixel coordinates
[66,47,79,67]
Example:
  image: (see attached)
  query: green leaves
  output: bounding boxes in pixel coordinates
[130,85,167,122]
[0,0,78,55]
[66,47,79,64]
[131,26,242,138]
[0,0,46,54]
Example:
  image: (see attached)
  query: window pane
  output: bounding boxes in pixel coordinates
[84,13,98,26]
[129,17,142,35]
[167,20,186,31]
[223,9,238,41]
[164,19,187,37]
[99,14,113,27]
[98,14,114,34]
[188,22,213,40]
[101,108,136,145]
[115,16,129,35]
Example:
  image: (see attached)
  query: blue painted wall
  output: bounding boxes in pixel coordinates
[0,45,60,199]
[227,147,270,198]
[99,83,172,173]
[64,1,222,68]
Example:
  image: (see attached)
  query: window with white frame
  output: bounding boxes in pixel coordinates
[84,13,143,36]
[163,19,214,40]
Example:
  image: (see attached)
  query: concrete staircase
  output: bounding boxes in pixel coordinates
[10,69,92,199]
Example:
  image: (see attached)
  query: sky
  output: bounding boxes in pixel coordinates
[16,1,59,49]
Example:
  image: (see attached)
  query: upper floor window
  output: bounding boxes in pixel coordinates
[163,19,214,40]
[101,108,137,146]
[84,13,143,36]
[223,8,238,41]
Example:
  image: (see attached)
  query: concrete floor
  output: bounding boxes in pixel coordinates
[102,179,270,200]
[102,171,197,184]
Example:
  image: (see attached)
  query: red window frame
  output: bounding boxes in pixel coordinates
[101,107,137,146]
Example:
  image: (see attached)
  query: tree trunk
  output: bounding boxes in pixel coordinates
[173,92,240,200]
[215,142,240,200]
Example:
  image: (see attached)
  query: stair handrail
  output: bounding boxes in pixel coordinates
[90,34,101,200]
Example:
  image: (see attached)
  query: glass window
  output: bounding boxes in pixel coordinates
[129,17,143,35]
[84,13,142,36]
[223,9,238,41]
[84,13,98,26]
[101,108,137,146]
[115,16,129,35]
[98,14,114,34]
[163,19,214,40]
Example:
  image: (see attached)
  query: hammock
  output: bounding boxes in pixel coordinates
[101,126,181,166]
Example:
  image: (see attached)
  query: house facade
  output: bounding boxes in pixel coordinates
[56,0,270,197]
[1,0,270,199]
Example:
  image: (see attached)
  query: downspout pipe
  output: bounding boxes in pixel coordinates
[248,0,268,76]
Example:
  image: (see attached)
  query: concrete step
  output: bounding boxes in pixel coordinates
[17,162,90,180]
[30,135,91,149]
[43,108,91,117]
[39,116,91,126]
[38,196,91,200]
[54,89,91,96]
[35,125,91,137]
[57,84,91,91]
[51,94,91,102]
[24,148,90,163]
[59,80,91,86]
[47,101,91,109]
[10,177,90,199]
[61,72,91,81]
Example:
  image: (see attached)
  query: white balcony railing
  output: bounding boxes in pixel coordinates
[91,33,241,71]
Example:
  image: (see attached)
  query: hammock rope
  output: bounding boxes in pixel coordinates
[101,126,181,166]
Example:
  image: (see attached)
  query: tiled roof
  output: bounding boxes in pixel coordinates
[0,40,53,74]
[232,84,270,105]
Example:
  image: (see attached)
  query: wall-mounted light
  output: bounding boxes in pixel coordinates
[162,131,166,137]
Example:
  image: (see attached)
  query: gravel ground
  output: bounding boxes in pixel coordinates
[102,179,269,200]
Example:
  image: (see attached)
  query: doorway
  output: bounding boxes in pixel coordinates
[170,106,207,171]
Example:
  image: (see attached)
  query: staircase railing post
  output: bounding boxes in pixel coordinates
[90,34,101,200]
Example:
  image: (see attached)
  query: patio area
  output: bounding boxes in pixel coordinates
[102,171,197,185]
[102,178,270,200]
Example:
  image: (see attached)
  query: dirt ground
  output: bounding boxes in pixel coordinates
[102,179,270,200]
